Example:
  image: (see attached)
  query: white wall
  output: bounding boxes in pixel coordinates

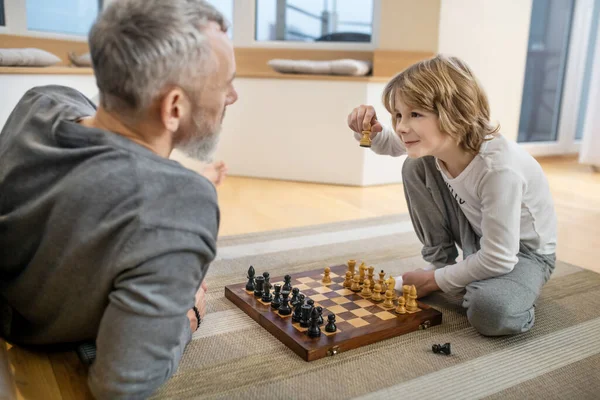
[438,0,533,142]
[213,77,404,185]
[0,75,98,129]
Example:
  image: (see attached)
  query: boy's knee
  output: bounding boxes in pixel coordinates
[465,288,534,336]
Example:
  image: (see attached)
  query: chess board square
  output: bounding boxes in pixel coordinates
[295,284,310,291]
[375,311,397,320]
[331,296,351,305]
[335,288,354,296]
[341,302,361,311]
[323,327,341,336]
[347,318,369,328]
[310,294,328,302]
[335,321,352,332]
[354,299,374,308]
[336,311,356,321]
[323,291,341,299]
[316,299,336,308]
[350,308,372,317]
[292,323,308,332]
[297,277,314,284]
[305,281,323,289]
[327,305,349,314]
[362,314,380,324]
[365,305,382,314]
[328,283,344,291]
[313,286,332,294]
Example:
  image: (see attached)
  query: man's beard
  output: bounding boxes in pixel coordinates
[175,110,222,162]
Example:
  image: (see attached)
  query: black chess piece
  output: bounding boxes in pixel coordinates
[432,343,451,355]
[306,299,315,308]
[278,291,292,315]
[271,284,282,309]
[282,275,292,292]
[325,314,337,333]
[316,306,323,325]
[245,266,255,291]
[292,294,305,322]
[290,287,300,306]
[261,275,273,303]
[254,276,265,298]
[307,308,321,338]
[300,304,312,327]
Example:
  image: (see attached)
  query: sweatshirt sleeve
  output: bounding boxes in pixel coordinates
[434,169,524,294]
[87,227,216,400]
[353,125,406,157]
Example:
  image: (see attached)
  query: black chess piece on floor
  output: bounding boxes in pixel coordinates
[271,284,282,309]
[262,273,273,303]
[300,304,312,327]
[432,343,451,355]
[283,275,292,292]
[292,294,305,322]
[325,314,337,333]
[290,287,300,306]
[254,276,265,298]
[307,308,321,338]
[316,306,323,325]
[278,291,292,315]
[246,266,255,291]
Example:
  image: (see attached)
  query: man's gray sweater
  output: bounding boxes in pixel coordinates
[0,85,219,399]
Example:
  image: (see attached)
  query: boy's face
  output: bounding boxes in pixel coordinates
[393,94,454,159]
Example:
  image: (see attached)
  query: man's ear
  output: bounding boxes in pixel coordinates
[160,87,188,133]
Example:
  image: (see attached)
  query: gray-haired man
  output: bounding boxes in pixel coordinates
[0,1,237,398]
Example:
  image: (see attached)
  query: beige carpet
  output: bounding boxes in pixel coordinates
[152,214,600,400]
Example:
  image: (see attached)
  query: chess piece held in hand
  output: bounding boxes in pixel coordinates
[360,129,372,148]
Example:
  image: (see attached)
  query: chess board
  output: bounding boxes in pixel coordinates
[224,264,443,361]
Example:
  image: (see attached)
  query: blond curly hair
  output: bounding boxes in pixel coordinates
[382,54,499,155]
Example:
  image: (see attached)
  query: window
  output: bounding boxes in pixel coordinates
[0,0,5,27]
[205,0,234,37]
[255,0,374,42]
[26,0,102,36]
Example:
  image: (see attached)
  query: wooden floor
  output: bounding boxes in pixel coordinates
[2,155,599,399]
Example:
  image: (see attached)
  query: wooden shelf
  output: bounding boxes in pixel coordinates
[0,66,94,75]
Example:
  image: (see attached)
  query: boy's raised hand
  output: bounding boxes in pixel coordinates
[347,105,383,139]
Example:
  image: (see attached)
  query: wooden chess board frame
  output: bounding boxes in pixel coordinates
[224,264,443,361]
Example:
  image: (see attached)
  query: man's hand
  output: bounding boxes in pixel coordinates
[187,281,207,332]
[401,270,440,298]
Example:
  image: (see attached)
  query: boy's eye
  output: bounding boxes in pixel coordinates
[395,113,402,119]
[411,112,421,118]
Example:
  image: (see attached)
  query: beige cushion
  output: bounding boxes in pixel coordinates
[68,52,92,67]
[267,58,371,76]
[0,48,61,67]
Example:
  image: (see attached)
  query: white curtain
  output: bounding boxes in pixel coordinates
[579,19,600,169]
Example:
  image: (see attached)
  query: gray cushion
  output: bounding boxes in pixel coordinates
[68,52,92,67]
[267,59,371,76]
[0,48,61,67]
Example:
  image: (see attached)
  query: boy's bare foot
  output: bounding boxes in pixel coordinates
[201,161,228,186]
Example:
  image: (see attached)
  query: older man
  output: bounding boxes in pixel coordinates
[0,0,237,398]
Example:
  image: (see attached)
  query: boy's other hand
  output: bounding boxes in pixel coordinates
[401,270,440,298]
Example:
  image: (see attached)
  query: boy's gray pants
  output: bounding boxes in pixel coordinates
[402,156,555,336]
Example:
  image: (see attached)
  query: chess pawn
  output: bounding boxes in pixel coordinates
[343,271,353,288]
[406,285,418,312]
[271,284,282,309]
[382,289,394,309]
[325,313,337,333]
[351,274,361,292]
[290,287,300,307]
[322,267,332,284]
[283,274,292,292]
[371,283,383,302]
[278,291,292,315]
[254,276,265,298]
[347,259,356,276]
[245,265,256,291]
[432,343,451,355]
[307,308,321,338]
[395,296,407,314]
[360,278,372,298]
[367,266,375,290]
[359,130,372,148]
